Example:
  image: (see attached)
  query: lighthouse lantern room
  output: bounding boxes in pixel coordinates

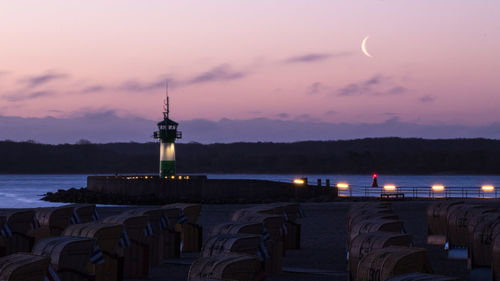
[153,84,182,177]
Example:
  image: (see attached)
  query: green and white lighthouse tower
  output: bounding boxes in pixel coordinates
[154,84,182,178]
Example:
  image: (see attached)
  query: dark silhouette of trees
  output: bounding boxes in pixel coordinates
[1,138,500,174]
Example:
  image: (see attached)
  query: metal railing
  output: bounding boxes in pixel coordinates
[336,186,499,199]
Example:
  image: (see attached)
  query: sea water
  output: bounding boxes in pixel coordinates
[0,174,499,208]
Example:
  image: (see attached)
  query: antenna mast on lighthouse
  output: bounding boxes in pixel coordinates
[163,81,170,120]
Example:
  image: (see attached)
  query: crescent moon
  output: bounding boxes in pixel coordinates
[361,36,373,58]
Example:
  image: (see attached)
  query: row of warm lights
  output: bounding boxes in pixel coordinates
[336,182,407,190]
[334,182,495,192]
[383,185,396,191]
[336,183,349,189]
[482,185,495,191]
[125,176,190,180]
[293,179,305,184]
[430,184,496,192]
[432,185,445,191]
[336,183,398,190]
[164,175,190,180]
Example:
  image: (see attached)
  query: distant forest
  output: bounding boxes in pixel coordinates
[1,138,500,174]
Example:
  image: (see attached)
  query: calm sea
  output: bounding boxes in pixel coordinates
[0,174,499,208]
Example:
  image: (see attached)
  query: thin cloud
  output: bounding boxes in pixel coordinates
[337,74,385,96]
[336,75,406,97]
[386,86,406,95]
[60,107,118,119]
[19,71,68,88]
[116,65,246,92]
[80,85,106,94]
[118,79,170,92]
[79,110,122,120]
[186,64,246,85]
[294,114,321,122]
[5,90,56,101]
[373,86,406,96]
[384,116,401,123]
[111,65,247,94]
[419,95,435,103]
[276,113,290,119]
[307,82,325,95]
[285,52,351,64]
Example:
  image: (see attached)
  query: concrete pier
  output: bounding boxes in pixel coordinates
[87,176,337,203]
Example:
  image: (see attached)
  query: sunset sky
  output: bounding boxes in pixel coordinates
[1,0,499,129]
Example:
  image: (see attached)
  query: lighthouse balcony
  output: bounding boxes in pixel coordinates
[155,130,182,140]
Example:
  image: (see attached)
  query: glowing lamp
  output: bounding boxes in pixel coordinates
[384,185,396,191]
[482,185,495,192]
[336,183,349,189]
[185,176,190,180]
[178,176,182,180]
[432,185,445,191]
[293,179,305,184]
[171,175,175,179]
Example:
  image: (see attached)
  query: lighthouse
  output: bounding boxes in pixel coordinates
[154,84,182,178]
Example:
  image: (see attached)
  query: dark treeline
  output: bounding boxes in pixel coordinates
[1,138,500,174]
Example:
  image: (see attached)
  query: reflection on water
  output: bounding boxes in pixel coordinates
[0,174,87,208]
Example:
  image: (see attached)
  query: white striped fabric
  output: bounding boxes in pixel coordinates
[144,221,154,237]
[90,244,105,264]
[257,241,270,261]
[261,227,271,241]
[160,215,169,230]
[298,207,305,218]
[92,209,101,221]
[0,223,12,237]
[44,264,61,281]
[177,210,188,224]
[280,223,288,236]
[283,211,289,221]
[30,217,40,230]
[70,210,80,224]
[119,228,131,248]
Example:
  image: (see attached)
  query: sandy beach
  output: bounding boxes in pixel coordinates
[96,200,499,281]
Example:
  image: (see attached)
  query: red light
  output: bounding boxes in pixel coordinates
[373,174,377,178]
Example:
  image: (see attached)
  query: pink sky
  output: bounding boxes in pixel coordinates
[1,0,499,126]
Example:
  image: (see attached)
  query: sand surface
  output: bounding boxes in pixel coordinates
[96,200,498,281]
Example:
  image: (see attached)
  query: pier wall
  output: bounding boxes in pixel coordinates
[87,176,337,203]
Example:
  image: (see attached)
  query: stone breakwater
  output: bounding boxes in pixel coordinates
[42,176,338,204]
[42,187,168,205]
